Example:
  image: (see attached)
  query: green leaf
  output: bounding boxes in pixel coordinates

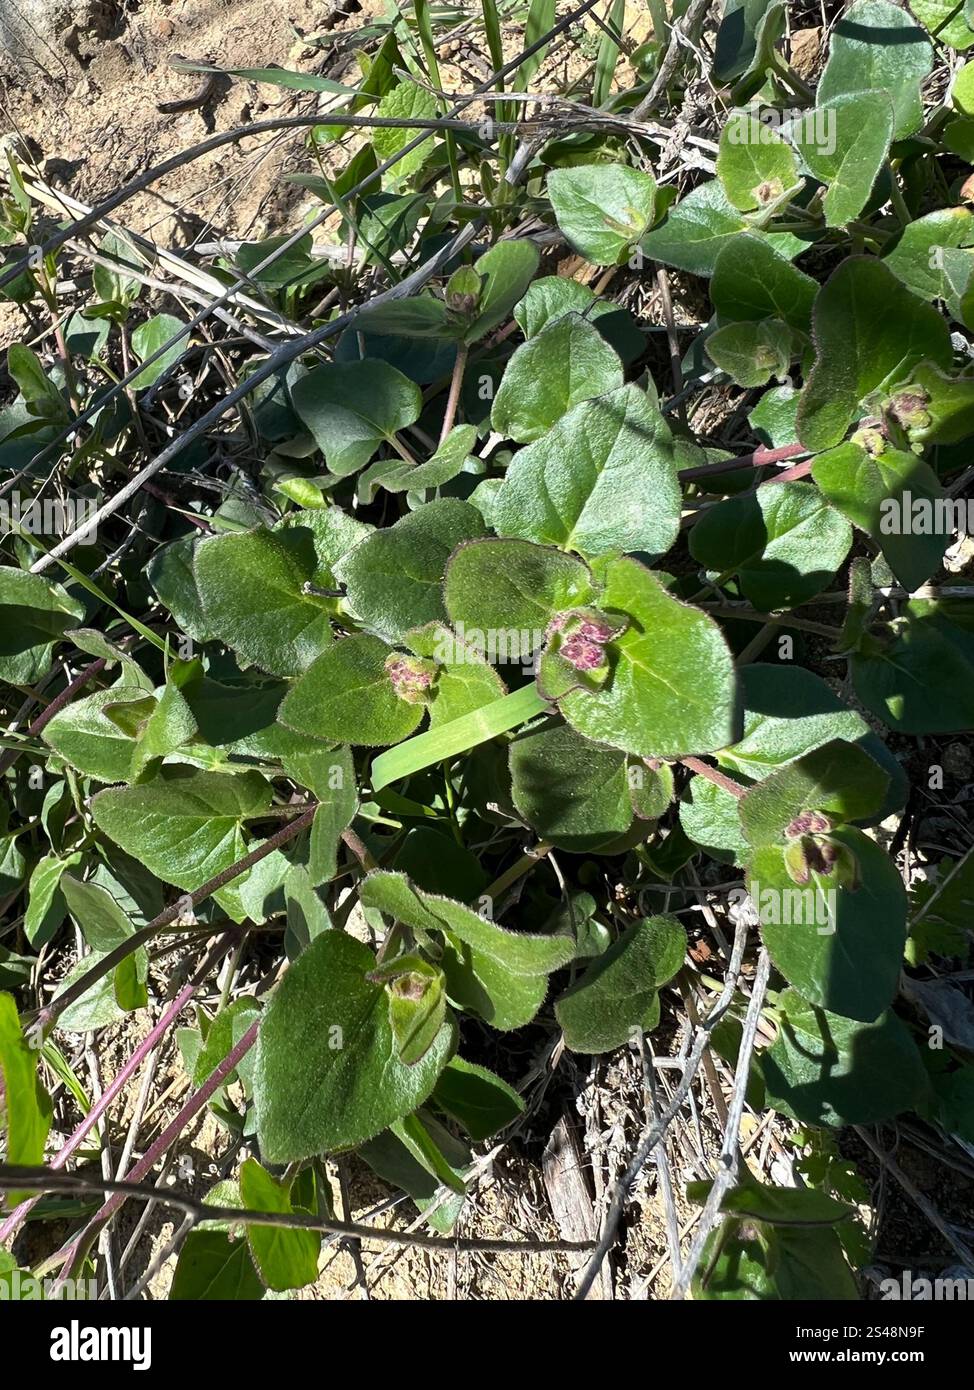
[24,851,83,948]
[749,825,906,1021]
[361,871,575,976]
[818,0,932,138]
[91,769,272,901]
[491,384,681,559]
[194,999,261,1090]
[253,930,454,1160]
[194,527,334,677]
[290,359,422,476]
[444,538,596,661]
[882,207,974,301]
[510,722,634,851]
[491,313,624,444]
[812,440,949,591]
[910,0,974,51]
[883,360,974,446]
[279,633,424,746]
[360,870,573,1031]
[66,627,153,690]
[0,991,52,1169]
[463,240,539,343]
[42,685,146,783]
[717,112,801,213]
[92,230,141,307]
[61,875,135,951]
[693,1217,858,1300]
[0,567,84,684]
[369,423,477,493]
[547,163,657,265]
[128,670,198,783]
[762,989,928,1126]
[719,665,869,779]
[239,1157,320,1291]
[559,557,738,758]
[641,182,803,277]
[555,916,685,1053]
[369,681,550,791]
[796,257,953,453]
[680,768,751,862]
[148,535,213,645]
[336,499,485,642]
[170,1229,264,1301]
[304,748,357,887]
[789,92,893,228]
[711,233,816,331]
[714,0,784,84]
[130,314,187,390]
[852,595,974,732]
[706,317,793,387]
[955,58,974,112]
[689,481,852,610]
[359,1115,468,1233]
[234,234,318,291]
[688,1166,854,1225]
[404,621,506,726]
[739,739,891,845]
[513,276,645,363]
[372,80,437,183]
[908,844,974,965]
[431,1056,524,1140]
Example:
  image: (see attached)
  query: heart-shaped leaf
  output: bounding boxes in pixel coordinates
[547,163,658,265]
[761,988,929,1125]
[739,739,891,846]
[444,538,596,662]
[491,313,624,444]
[491,384,681,559]
[336,499,485,642]
[689,481,852,611]
[717,112,801,213]
[253,930,454,1160]
[290,359,422,476]
[817,0,932,139]
[554,915,685,1053]
[509,722,634,852]
[558,557,738,758]
[194,527,334,677]
[279,634,424,746]
[749,825,906,1021]
[812,440,949,591]
[91,768,272,901]
[788,91,893,229]
[711,233,817,331]
[796,257,953,452]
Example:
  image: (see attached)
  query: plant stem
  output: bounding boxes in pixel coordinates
[0,932,240,1246]
[439,343,468,445]
[31,805,317,1032]
[0,658,107,777]
[679,757,746,799]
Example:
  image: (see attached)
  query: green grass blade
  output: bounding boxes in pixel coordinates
[370,682,550,790]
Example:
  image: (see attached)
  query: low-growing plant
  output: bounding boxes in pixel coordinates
[0,0,973,1304]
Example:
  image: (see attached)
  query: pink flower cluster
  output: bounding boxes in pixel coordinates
[548,613,617,672]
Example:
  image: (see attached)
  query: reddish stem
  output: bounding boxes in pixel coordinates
[0,932,239,1245]
[678,442,806,483]
[764,458,813,486]
[34,804,317,1031]
[0,658,107,777]
[680,756,746,799]
[53,1019,260,1283]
